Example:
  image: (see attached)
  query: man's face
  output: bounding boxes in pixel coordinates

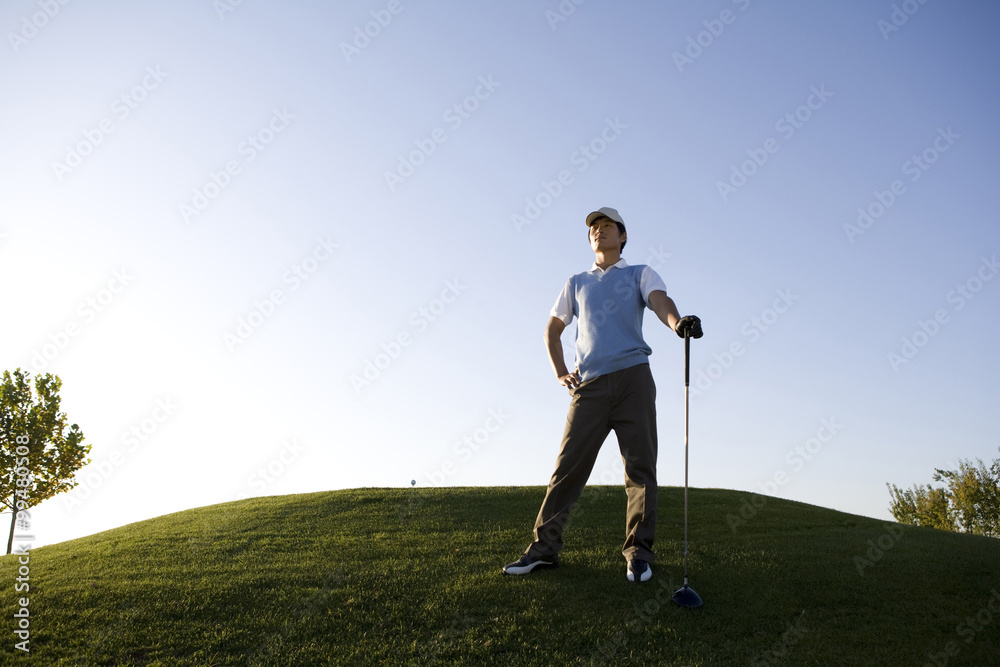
[589,218,625,253]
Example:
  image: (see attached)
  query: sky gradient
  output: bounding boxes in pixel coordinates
[1,0,998,548]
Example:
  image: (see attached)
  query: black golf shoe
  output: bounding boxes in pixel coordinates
[502,554,558,575]
[627,559,652,583]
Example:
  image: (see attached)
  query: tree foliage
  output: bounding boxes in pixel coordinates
[886,483,955,531]
[1,368,91,554]
[887,450,1000,538]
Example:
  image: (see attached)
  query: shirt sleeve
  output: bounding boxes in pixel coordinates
[640,266,667,307]
[550,279,575,326]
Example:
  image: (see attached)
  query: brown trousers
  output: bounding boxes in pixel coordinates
[526,362,658,564]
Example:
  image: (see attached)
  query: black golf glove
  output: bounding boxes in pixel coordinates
[675,315,703,339]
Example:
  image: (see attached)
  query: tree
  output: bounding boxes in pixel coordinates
[885,483,955,531]
[887,449,1000,538]
[1,369,91,554]
[933,456,1000,537]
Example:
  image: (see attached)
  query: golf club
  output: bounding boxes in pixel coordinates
[672,333,703,608]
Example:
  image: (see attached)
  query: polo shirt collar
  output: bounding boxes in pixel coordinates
[590,258,629,275]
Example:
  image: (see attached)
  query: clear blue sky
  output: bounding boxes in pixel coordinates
[1,0,998,548]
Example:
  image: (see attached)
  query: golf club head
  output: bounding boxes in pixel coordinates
[672,584,703,608]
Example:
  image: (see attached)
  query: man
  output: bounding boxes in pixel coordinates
[503,206,702,583]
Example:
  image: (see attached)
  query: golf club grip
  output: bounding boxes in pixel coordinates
[684,334,690,387]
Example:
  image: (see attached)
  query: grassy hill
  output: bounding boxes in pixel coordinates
[2,486,999,666]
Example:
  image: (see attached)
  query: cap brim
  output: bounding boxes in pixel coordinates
[586,211,608,226]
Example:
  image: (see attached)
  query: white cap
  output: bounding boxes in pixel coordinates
[585,207,625,228]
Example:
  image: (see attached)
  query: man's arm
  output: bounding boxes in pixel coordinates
[647,290,681,333]
[544,316,581,388]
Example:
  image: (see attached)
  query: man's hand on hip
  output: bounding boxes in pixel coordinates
[558,370,582,389]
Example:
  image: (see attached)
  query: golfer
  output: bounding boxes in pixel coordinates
[503,207,702,583]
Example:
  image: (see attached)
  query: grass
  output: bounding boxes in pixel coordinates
[1,486,999,665]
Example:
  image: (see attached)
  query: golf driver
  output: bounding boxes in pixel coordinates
[673,333,703,608]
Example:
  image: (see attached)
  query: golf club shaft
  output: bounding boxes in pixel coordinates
[683,334,690,584]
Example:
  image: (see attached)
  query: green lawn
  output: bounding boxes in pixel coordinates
[1,486,998,665]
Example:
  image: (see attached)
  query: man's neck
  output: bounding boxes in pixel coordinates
[594,251,622,270]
